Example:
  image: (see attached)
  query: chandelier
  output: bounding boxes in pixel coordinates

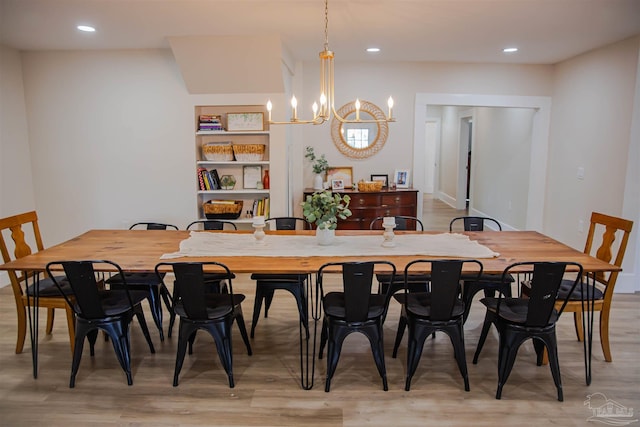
[267,0,395,125]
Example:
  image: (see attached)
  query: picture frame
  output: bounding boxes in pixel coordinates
[326,166,354,189]
[394,169,410,188]
[370,174,389,188]
[226,112,264,131]
[243,165,262,189]
[331,179,345,191]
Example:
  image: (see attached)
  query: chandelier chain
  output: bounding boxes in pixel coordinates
[324,0,329,51]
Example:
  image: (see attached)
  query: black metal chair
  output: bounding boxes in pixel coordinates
[472,261,583,401]
[369,215,424,231]
[370,216,429,300]
[392,259,482,391]
[449,215,514,323]
[250,217,311,338]
[155,261,252,388]
[106,222,178,341]
[317,261,397,392]
[186,220,237,231]
[46,260,155,387]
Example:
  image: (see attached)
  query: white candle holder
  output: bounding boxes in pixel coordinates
[253,216,266,244]
[381,217,396,248]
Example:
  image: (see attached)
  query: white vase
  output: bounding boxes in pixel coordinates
[315,227,335,246]
[313,173,324,190]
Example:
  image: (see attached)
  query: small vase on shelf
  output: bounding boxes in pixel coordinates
[313,174,323,190]
[263,169,270,189]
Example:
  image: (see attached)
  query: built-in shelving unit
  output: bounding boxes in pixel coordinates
[195,105,270,222]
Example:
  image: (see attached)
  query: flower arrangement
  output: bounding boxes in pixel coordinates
[301,190,352,230]
[305,146,329,174]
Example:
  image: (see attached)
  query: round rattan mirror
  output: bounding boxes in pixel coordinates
[330,100,389,159]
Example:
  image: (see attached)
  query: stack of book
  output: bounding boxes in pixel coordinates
[198,115,223,131]
[197,168,221,190]
[252,197,270,217]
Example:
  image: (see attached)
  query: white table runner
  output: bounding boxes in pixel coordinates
[160,232,499,259]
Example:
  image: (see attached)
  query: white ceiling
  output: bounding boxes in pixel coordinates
[1,0,639,64]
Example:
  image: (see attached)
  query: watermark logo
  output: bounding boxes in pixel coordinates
[585,392,638,426]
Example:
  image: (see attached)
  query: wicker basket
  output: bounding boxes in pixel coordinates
[358,181,384,192]
[233,144,265,161]
[202,143,233,161]
[203,200,243,219]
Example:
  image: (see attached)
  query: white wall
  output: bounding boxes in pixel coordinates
[544,36,639,291]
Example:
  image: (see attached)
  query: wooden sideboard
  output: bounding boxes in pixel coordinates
[303,188,419,230]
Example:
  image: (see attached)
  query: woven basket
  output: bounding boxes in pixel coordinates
[359,181,384,192]
[202,143,233,161]
[203,200,243,219]
[233,144,265,161]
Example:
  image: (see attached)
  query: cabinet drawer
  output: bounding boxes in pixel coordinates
[350,193,380,207]
[381,193,416,206]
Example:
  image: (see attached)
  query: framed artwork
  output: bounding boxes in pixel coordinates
[331,179,345,191]
[226,112,264,131]
[394,169,410,188]
[370,174,388,188]
[326,166,354,189]
[243,165,262,189]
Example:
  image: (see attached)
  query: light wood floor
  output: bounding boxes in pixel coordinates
[1,198,638,426]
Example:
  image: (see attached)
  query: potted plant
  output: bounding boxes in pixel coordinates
[305,146,329,190]
[302,190,352,245]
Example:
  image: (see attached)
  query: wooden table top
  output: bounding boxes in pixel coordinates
[0,229,618,275]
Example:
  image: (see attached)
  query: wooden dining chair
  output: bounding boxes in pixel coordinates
[522,212,633,362]
[0,211,75,354]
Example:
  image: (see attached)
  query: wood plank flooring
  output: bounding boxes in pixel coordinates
[0,197,638,426]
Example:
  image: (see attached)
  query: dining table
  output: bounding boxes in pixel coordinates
[0,228,618,388]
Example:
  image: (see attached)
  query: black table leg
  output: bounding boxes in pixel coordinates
[25,273,39,379]
[582,272,595,385]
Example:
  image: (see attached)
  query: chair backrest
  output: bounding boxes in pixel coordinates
[155,262,235,321]
[369,216,424,231]
[129,222,179,230]
[266,217,311,230]
[47,260,134,319]
[498,261,583,327]
[584,212,633,293]
[186,220,237,231]
[405,259,482,321]
[0,211,47,298]
[449,216,502,232]
[318,261,396,323]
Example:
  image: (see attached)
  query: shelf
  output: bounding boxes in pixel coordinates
[197,161,269,166]
[196,130,269,136]
[198,189,270,195]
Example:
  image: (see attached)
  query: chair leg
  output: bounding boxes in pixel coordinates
[392,312,407,358]
[600,308,612,362]
[447,322,470,391]
[473,311,494,364]
[496,331,520,400]
[207,319,235,388]
[69,327,88,388]
[104,320,133,386]
[405,325,429,392]
[15,304,27,354]
[573,311,584,341]
[134,305,156,353]
[542,333,563,401]
[318,317,328,359]
[250,286,265,338]
[173,321,190,386]
[263,289,275,318]
[65,306,76,355]
[45,308,55,334]
[324,324,347,392]
[233,308,253,356]
[363,323,388,391]
[147,285,164,342]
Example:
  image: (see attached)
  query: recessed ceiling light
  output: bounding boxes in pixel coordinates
[77,25,96,32]
[367,47,381,53]
[503,47,518,53]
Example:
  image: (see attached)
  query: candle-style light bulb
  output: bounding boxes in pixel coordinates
[291,96,298,120]
[312,102,318,119]
[387,96,394,119]
[266,100,272,121]
[355,98,361,121]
